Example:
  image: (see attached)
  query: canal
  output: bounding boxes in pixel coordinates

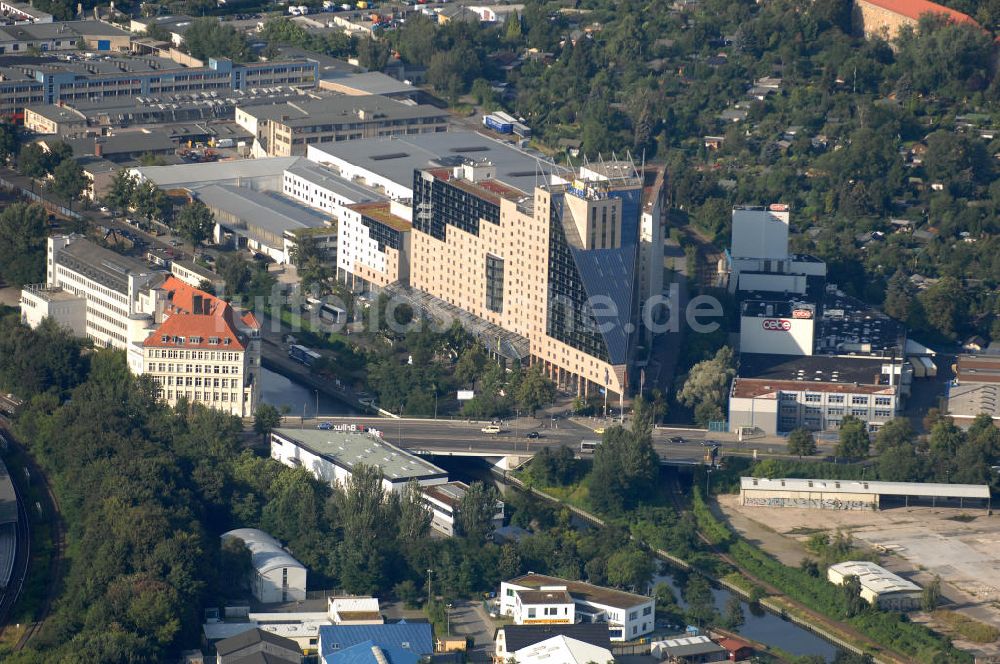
[432,456,841,662]
[260,367,358,417]
[262,365,841,661]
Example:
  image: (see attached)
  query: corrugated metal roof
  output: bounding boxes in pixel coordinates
[828,561,921,595]
[741,477,990,499]
[318,622,433,658]
[221,528,305,575]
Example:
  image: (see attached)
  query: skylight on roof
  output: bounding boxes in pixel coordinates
[370,152,409,161]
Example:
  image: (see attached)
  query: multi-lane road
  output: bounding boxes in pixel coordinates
[302,415,741,464]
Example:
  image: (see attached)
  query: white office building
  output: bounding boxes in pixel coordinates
[34,235,164,349]
[20,236,260,417]
[500,573,654,642]
[507,586,576,626]
[729,354,900,435]
[420,480,503,537]
[726,205,826,295]
[221,528,307,604]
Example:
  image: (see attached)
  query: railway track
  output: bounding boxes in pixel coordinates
[0,420,65,651]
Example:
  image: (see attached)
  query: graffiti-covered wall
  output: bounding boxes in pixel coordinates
[741,490,876,511]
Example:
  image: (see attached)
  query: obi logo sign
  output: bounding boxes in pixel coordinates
[762,318,792,331]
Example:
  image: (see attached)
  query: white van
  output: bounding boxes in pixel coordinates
[481,425,501,434]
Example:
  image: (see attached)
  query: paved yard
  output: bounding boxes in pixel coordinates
[717,495,1000,659]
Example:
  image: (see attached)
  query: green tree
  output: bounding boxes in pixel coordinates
[253,403,282,436]
[103,170,138,215]
[0,203,47,286]
[18,142,50,179]
[356,35,390,71]
[883,270,914,322]
[516,365,556,415]
[290,234,333,293]
[589,423,659,513]
[683,574,717,627]
[787,427,817,458]
[50,157,87,203]
[0,121,22,163]
[836,416,870,459]
[922,575,942,611]
[457,481,500,542]
[455,345,487,387]
[678,346,735,426]
[396,479,432,543]
[605,548,653,591]
[503,10,522,42]
[722,594,745,629]
[175,199,215,250]
[915,277,966,341]
[183,18,252,62]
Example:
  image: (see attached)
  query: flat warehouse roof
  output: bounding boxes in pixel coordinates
[272,428,447,481]
[741,477,990,499]
[130,157,301,188]
[307,130,568,194]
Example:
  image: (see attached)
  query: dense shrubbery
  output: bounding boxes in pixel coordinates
[0,317,537,662]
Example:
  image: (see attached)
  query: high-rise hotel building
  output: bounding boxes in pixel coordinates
[410,159,657,400]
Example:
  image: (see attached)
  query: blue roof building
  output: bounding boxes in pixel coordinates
[318,622,433,664]
[331,640,421,664]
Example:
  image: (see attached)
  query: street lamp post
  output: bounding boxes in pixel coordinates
[446,603,453,636]
[314,389,319,419]
[705,469,713,497]
[426,569,433,604]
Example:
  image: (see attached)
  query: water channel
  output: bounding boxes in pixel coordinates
[265,367,840,660]
[434,456,841,662]
[260,367,357,417]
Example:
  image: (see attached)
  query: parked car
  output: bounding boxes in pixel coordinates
[526,431,540,439]
[317,421,333,430]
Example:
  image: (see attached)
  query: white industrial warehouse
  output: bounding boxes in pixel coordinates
[828,561,922,611]
[221,528,307,604]
[739,477,992,511]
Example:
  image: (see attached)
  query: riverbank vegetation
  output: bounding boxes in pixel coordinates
[519,425,975,662]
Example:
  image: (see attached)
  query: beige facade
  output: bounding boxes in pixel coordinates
[410,167,630,398]
[264,111,447,157]
[24,105,86,136]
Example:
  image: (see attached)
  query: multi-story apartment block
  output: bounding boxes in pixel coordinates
[338,201,411,292]
[409,158,643,399]
[20,236,260,417]
[140,276,260,417]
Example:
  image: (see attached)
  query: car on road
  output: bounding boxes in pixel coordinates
[317,421,333,430]
[669,436,684,444]
[481,425,502,434]
[357,397,376,407]
[594,427,605,435]
[526,431,539,439]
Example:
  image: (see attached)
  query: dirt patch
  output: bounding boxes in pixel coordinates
[717,494,1000,659]
[0,286,22,308]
